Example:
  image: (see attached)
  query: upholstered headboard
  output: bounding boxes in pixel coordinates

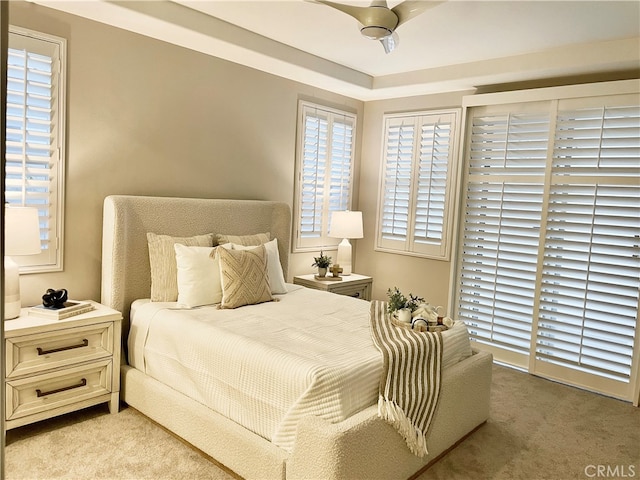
[101,195,291,335]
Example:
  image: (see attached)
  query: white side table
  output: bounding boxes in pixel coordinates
[4,301,122,430]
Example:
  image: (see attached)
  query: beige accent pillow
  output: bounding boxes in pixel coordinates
[216,232,270,246]
[232,239,287,294]
[217,244,273,309]
[147,232,215,302]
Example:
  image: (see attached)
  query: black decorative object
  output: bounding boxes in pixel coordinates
[42,288,69,309]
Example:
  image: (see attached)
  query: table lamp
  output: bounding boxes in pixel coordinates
[4,206,41,320]
[329,211,363,276]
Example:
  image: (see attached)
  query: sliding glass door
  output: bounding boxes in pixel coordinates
[455,83,640,403]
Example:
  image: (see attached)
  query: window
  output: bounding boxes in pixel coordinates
[5,27,65,272]
[293,100,356,251]
[376,109,461,260]
[455,82,640,403]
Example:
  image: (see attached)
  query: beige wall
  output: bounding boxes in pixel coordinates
[10,2,363,307]
[354,91,473,311]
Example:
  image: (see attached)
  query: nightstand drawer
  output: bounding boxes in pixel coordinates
[328,283,370,300]
[6,322,114,379]
[6,358,113,421]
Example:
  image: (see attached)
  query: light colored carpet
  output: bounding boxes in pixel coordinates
[5,364,640,480]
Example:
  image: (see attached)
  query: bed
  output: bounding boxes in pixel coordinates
[101,195,493,480]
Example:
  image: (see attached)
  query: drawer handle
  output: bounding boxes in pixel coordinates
[36,378,87,397]
[37,339,89,356]
[352,292,361,298]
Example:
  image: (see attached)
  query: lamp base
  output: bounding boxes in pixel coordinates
[4,256,22,320]
[336,238,353,276]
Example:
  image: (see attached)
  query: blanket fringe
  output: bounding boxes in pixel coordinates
[378,396,429,457]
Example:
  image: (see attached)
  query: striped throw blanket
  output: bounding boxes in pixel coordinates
[369,300,443,457]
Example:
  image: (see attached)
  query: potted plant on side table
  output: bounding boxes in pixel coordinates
[312,251,332,278]
[387,287,424,323]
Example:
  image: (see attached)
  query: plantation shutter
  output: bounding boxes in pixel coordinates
[414,116,457,256]
[379,118,414,245]
[299,110,328,241]
[456,85,640,402]
[5,29,65,271]
[535,101,640,399]
[294,101,356,251]
[458,108,550,366]
[328,119,353,213]
[378,110,460,259]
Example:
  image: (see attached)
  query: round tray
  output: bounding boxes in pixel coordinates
[390,315,449,333]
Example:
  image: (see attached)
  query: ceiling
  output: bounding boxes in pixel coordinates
[32,0,640,100]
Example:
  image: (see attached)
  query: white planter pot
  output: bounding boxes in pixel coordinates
[396,308,412,323]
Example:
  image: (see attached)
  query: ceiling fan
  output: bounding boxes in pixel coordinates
[310,0,443,53]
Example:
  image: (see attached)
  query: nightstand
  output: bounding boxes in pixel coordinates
[293,273,373,301]
[4,301,122,430]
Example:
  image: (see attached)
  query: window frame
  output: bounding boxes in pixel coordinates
[292,100,357,253]
[375,109,461,260]
[5,26,66,273]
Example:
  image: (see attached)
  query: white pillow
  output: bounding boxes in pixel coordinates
[232,238,288,294]
[174,244,223,308]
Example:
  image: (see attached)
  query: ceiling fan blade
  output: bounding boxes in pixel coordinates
[380,31,399,54]
[311,0,372,25]
[392,0,444,27]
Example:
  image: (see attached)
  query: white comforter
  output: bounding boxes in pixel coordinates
[128,284,471,452]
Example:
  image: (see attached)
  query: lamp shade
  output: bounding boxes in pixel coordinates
[329,211,363,239]
[5,206,41,256]
[4,206,41,320]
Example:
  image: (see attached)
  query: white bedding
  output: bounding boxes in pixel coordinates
[128,284,472,452]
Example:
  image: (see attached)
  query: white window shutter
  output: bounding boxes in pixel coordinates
[5,28,65,272]
[299,111,328,241]
[377,110,460,259]
[380,119,414,247]
[328,119,353,214]
[413,113,458,256]
[535,103,640,397]
[456,89,640,402]
[458,109,550,365]
[294,101,356,251]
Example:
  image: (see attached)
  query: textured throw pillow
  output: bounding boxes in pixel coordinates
[232,239,287,295]
[217,244,273,309]
[441,321,474,370]
[174,244,223,308]
[216,232,270,246]
[147,232,215,302]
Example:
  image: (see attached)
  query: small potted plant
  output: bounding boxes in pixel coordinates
[386,287,424,323]
[312,251,332,277]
